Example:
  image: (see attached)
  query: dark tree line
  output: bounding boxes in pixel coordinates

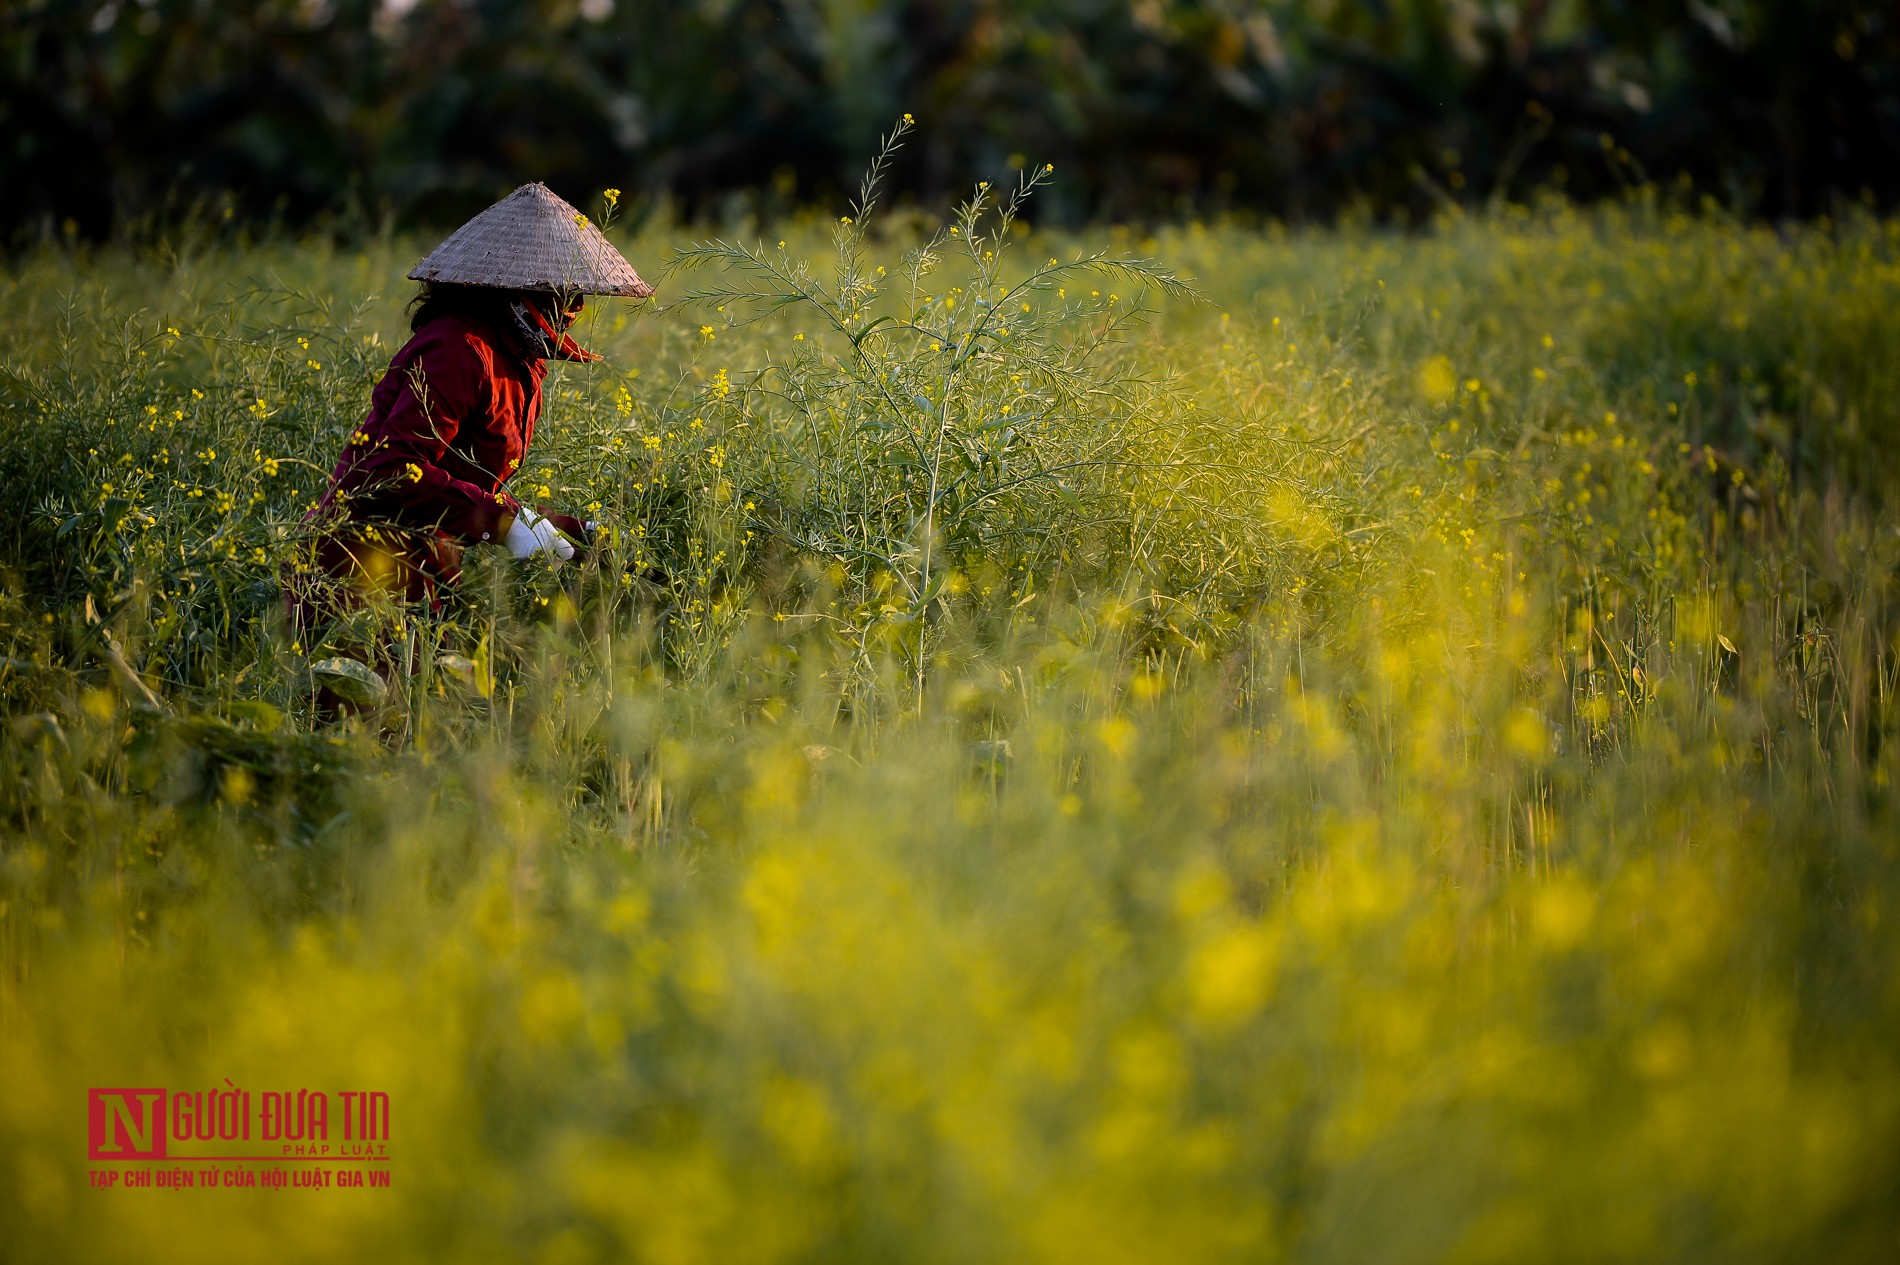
[5,0,1897,240]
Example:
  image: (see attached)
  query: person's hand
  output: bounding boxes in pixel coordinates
[539,510,595,561]
[504,507,576,564]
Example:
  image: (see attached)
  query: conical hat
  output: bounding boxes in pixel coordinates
[408,183,653,298]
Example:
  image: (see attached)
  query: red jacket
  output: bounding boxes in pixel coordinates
[293,305,595,617]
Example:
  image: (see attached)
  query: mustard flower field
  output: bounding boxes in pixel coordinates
[3,187,1900,1261]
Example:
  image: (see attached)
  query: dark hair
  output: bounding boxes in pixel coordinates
[407,282,516,334]
[407,283,582,334]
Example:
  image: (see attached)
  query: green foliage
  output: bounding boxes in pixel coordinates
[3,181,1900,1258]
[8,0,1899,240]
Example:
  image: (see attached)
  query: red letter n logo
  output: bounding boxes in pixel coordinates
[88,1089,168,1160]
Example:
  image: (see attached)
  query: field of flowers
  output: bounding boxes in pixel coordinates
[3,179,1900,1261]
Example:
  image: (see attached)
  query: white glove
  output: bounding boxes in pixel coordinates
[504,507,576,564]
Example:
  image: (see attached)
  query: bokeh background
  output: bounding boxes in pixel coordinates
[7,0,1899,240]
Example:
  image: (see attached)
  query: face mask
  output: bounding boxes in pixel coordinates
[509,300,557,357]
[505,298,602,364]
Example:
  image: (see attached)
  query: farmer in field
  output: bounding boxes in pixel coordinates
[289,182,651,629]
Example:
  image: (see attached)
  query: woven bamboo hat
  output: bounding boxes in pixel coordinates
[408,183,653,298]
